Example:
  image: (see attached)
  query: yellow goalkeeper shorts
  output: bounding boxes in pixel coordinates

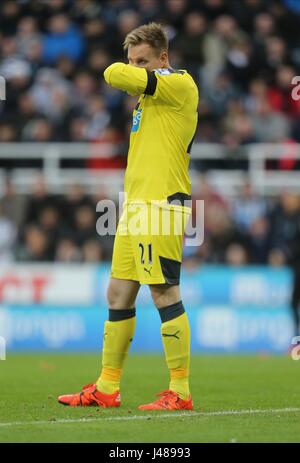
[111,201,191,285]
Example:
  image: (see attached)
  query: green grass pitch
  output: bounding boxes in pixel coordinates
[0,353,299,443]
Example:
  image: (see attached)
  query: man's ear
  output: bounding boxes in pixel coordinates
[160,51,168,66]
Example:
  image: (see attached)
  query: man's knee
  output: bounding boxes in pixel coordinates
[150,284,180,308]
[107,281,121,308]
[107,279,139,309]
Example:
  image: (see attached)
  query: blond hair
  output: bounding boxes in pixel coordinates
[123,22,168,55]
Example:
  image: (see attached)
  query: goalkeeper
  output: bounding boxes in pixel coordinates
[58,22,198,411]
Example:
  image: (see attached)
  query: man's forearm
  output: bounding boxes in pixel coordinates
[103,62,148,96]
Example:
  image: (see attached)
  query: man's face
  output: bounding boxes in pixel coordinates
[128,43,168,71]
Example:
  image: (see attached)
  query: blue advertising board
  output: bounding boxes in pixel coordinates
[0,304,294,354]
[0,265,295,353]
[94,265,292,308]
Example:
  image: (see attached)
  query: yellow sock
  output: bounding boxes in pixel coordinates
[160,311,191,401]
[96,314,136,394]
[97,367,122,394]
[170,368,190,401]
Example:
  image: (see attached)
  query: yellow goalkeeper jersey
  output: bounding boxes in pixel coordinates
[104,63,198,203]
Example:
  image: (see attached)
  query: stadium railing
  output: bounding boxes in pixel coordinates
[1,142,300,196]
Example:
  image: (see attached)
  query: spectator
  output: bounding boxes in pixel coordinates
[268,192,300,256]
[84,95,111,140]
[22,117,55,141]
[226,37,257,91]
[0,177,26,226]
[267,66,300,118]
[205,71,240,117]
[244,78,268,113]
[201,0,230,21]
[0,122,18,141]
[173,12,207,82]
[55,238,81,262]
[283,0,300,14]
[42,14,85,65]
[0,204,17,262]
[16,16,42,59]
[83,18,110,50]
[63,183,94,227]
[81,239,104,262]
[250,97,290,142]
[108,10,141,59]
[24,177,57,224]
[87,48,111,78]
[247,216,270,264]
[260,36,292,83]
[74,204,97,246]
[18,224,51,262]
[0,0,21,36]
[71,0,102,25]
[163,0,189,31]
[202,15,245,85]
[38,206,61,257]
[268,192,300,335]
[138,0,161,23]
[72,71,97,113]
[231,182,267,232]
[17,92,43,138]
[29,68,72,122]
[225,243,248,266]
[252,12,276,63]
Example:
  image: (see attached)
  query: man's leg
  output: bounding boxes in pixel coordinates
[131,203,192,410]
[291,266,300,337]
[58,205,140,407]
[150,284,191,401]
[58,278,140,407]
[96,278,140,394]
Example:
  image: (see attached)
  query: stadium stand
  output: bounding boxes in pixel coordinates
[0,0,300,266]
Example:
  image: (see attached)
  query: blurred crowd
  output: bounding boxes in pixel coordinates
[0,0,300,148]
[1,175,300,267]
[0,176,116,263]
[186,177,300,269]
[1,0,300,266]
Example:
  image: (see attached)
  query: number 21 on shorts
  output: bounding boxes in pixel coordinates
[139,243,153,265]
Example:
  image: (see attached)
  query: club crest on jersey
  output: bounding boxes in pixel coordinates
[131,108,142,133]
[155,68,171,75]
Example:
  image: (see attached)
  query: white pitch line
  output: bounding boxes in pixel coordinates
[0,407,300,428]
